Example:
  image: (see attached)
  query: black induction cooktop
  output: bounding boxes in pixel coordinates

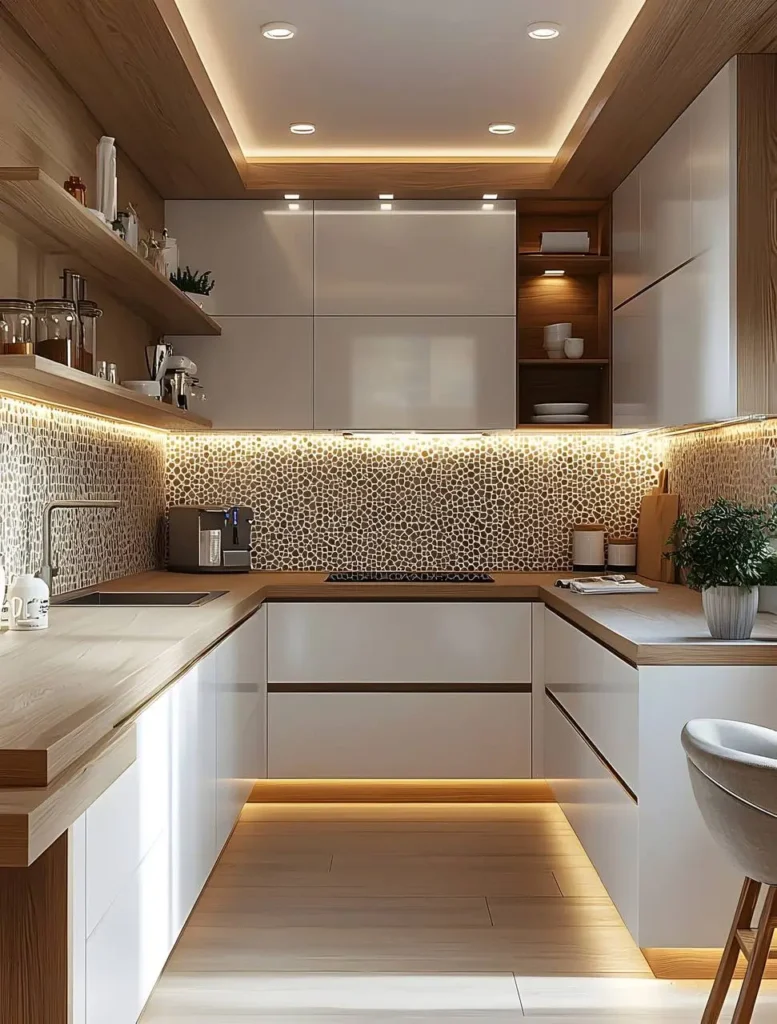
[325,571,495,583]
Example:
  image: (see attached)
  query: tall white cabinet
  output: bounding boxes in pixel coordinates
[70,608,267,1024]
[612,61,736,427]
[167,199,517,430]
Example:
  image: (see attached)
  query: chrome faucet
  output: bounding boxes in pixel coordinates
[38,499,120,591]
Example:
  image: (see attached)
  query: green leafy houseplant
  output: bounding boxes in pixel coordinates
[169,266,215,296]
[667,498,777,639]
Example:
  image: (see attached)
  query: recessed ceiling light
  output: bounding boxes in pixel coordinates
[544,269,565,276]
[284,193,300,200]
[379,193,394,200]
[488,123,516,135]
[481,203,495,211]
[380,203,393,211]
[262,21,297,39]
[528,22,560,39]
[288,203,300,211]
[290,123,316,135]
[483,193,498,200]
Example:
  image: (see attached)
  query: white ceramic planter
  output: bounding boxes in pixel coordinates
[182,290,215,315]
[702,585,759,640]
[759,585,777,615]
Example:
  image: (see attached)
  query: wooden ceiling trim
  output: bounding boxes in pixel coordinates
[0,0,244,198]
[551,0,777,196]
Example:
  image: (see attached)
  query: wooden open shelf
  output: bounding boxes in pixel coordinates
[518,358,609,367]
[0,355,212,431]
[518,254,610,276]
[0,167,221,337]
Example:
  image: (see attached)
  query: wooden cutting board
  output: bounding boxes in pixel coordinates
[636,469,679,582]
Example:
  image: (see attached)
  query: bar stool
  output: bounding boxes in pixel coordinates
[682,719,777,1024]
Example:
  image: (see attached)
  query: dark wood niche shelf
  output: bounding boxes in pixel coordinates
[0,355,212,431]
[518,358,609,367]
[518,254,610,276]
[0,167,221,337]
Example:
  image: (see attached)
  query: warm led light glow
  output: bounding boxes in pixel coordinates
[379,193,394,200]
[481,203,495,211]
[284,193,300,199]
[0,395,166,440]
[261,21,297,39]
[380,202,393,211]
[544,269,565,276]
[528,22,561,39]
[488,123,516,135]
[483,193,498,200]
[289,123,316,135]
[288,203,300,210]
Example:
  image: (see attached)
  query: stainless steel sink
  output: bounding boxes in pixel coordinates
[58,590,227,607]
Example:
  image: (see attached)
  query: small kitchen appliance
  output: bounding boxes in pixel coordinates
[168,506,254,573]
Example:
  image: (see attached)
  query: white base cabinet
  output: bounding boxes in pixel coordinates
[71,609,267,1024]
[267,602,534,779]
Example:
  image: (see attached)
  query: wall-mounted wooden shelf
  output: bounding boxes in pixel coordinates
[0,355,212,431]
[0,167,221,337]
[518,254,610,276]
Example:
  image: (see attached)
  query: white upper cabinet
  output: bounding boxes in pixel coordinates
[612,60,736,427]
[612,166,642,308]
[639,113,691,289]
[175,317,314,429]
[314,315,516,430]
[313,200,516,316]
[164,200,314,315]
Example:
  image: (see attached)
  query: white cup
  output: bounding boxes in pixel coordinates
[8,573,50,631]
[564,337,585,359]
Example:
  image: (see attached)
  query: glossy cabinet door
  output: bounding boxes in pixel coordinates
[215,607,267,853]
[314,315,516,429]
[612,286,657,427]
[639,113,691,289]
[268,602,532,685]
[171,652,217,935]
[268,691,532,779]
[689,62,735,260]
[314,200,516,316]
[612,165,642,307]
[176,316,314,429]
[164,200,314,315]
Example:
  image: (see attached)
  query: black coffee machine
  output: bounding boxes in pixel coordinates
[168,505,253,573]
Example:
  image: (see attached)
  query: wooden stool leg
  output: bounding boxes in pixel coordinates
[701,878,761,1024]
[731,885,777,1024]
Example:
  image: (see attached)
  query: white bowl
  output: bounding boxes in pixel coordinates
[534,402,589,415]
[544,322,572,341]
[532,414,590,423]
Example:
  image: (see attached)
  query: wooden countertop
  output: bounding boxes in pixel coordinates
[2,569,777,864]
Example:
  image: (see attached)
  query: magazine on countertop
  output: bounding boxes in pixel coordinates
[555,575,659,595]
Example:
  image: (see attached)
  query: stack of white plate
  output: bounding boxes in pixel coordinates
[532,402,589,423]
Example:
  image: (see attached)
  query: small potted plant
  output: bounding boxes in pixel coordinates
[667,498,777,639]
[170,266,216,314]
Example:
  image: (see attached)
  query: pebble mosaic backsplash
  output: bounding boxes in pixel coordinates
[664,420,777,515]
[0,398,166,594]
[166,432,662,572]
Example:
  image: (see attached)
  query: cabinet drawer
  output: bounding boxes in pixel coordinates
[268,602,532,684]
[545,610,638,794]
[268,691,531,779]
[545,695,638,937]
[85,690,171,936]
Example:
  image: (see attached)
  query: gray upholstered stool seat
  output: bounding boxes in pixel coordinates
[682,719,777,1024]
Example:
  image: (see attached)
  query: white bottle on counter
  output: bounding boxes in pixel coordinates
[0,562,6,627]
[7,573,50,631]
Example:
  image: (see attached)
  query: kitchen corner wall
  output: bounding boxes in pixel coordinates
[0,398,166,594]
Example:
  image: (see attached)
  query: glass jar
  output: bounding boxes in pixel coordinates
[34,300,79,368]
[78,300,102,375]
[0,299,35,355]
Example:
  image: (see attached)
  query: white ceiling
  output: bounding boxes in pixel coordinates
[175,0,645,159]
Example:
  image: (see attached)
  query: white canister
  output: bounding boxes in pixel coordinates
[8,573,50,631]
[607,537,637,572]
[0,563,6,626]
[572,524,606,571]
[564,337,585,359]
